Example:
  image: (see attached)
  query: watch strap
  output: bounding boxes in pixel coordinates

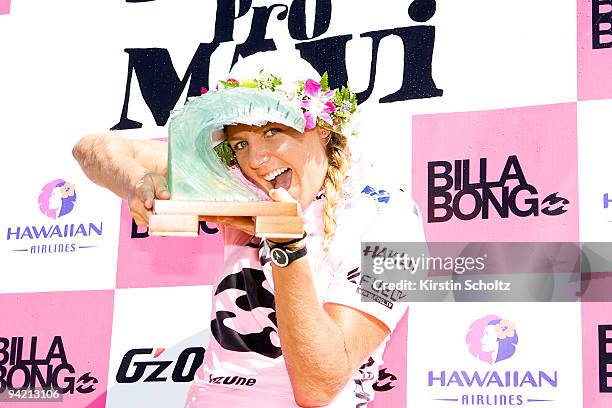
[270,245,307,267]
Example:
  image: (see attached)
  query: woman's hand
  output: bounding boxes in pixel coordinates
[129,172,170,226]
[201,188,303,237]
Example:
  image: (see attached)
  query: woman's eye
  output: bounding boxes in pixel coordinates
[233,141,247,151]
[264,128,280,137]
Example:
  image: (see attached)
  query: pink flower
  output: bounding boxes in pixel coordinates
[60,183,75,198]
[300,79,336,131]
[200,86,208,95]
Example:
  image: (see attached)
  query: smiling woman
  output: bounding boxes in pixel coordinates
[72,57,425,407]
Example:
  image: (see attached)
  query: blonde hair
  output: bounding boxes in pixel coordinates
[321,131,351,254]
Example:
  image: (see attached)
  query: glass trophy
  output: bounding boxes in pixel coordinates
[148,88,304,238]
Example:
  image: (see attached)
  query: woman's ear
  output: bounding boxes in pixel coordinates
[317,126,331,141]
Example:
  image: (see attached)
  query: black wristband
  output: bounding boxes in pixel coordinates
[266,232,307,249]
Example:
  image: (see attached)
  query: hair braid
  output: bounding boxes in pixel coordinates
[321,131,351,254]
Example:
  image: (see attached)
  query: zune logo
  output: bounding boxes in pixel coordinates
[116,346,205,383]
[38,179,77,219]
[466,315,518,365]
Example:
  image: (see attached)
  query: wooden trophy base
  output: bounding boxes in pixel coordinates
[148,200,303,239]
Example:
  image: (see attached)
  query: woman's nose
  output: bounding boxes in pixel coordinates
[247,143,270,169]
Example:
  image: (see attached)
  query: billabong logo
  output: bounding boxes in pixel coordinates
[466,315,518,365]
[0,336,98,394]
[38,179,77,219]
[428,155,570,222]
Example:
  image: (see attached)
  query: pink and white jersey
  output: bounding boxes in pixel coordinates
[185,185,425,407]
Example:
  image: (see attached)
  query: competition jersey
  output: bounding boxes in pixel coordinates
[185,185,425,408]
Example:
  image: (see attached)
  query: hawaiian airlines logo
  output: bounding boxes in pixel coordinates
[466,315,518,365]
[6,179,103,255]
[38,179,77,219]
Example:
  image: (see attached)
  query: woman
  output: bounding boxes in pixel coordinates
[73,69,425,407]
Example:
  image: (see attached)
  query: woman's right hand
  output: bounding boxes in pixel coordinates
[128,172,171,226]
[73,133,169,226]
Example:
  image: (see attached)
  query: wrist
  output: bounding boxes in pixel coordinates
[266,232,307,251]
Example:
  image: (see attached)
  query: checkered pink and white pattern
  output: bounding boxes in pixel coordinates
[1,1,611,407]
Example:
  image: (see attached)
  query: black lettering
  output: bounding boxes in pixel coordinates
[213,0,253,43]
[131,219,150,238]
[452,189,482,221]
[231,4,289,66]
[143,360,171,382]
[288,0,332,40]
[46,336,68,365]
[52,363,75,394]
[172,347,205,382]
[116,348,152,383]
[498,155,528,187]
[509,184,539,217]
[296,34,353,91]
[360,26,442,103]
[481,186,509,219]
[593,0,612,48]
[111,44,220,130]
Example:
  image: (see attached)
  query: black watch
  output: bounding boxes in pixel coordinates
[270,246,307,267]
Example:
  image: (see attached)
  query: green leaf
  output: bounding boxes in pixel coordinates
[219,80,239,88]
[320,72,329,91]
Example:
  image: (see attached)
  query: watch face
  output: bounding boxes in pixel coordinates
[271,248,289,267]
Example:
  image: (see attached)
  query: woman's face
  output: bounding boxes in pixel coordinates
[226,123,329,209]
[480,325,499,352]
[48,187,62,211]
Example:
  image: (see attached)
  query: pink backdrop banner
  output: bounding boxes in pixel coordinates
[412,103,579,242]
[578,0,612,99]
[582,302,612,407]
[116,201,224,288]
[370,313,408,408]
[0,0,10,15]
[0,290,114,407]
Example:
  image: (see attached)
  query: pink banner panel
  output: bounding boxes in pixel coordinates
[116,201,224,289]
[0,290,114,407]
[370,313,408,408]
[578,0,612,100]
[0,0,9,15]
[582,302,612,407]
[412,103,579,242]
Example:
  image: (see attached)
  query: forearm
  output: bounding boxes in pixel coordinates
[272,259,351,406]
[72,133,163,200]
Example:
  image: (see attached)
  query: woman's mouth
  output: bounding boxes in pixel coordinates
[264,167,293,190]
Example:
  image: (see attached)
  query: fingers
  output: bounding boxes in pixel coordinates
[151,173,170,200]
[269,188,303,216]
[269,187,296,203]
[129,172,170,227]
[201,216,255,235]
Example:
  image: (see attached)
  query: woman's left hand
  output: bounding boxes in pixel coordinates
[201,188,303,236]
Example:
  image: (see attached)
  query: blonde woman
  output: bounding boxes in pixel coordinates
[73,66,424,407]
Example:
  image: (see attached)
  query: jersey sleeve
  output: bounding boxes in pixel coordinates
[322,189,425,332]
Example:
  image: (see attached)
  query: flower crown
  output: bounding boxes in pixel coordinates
[202,71,358,166]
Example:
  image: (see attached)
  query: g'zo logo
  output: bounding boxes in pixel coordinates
[116,347,205,383]
[428,155,570,223]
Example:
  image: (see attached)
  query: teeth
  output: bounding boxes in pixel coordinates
[264,167,289,182]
